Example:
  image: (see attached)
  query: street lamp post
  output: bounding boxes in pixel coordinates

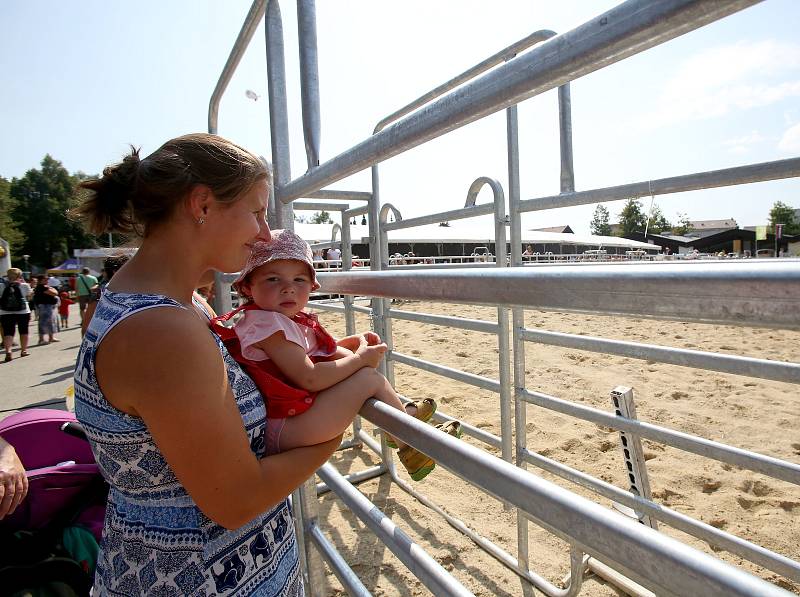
[22,254,30,276]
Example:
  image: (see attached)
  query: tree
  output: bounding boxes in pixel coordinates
[309,210,333,224]
[768,201,800,235]
[589,204,611,235]
[672,212,693,236]
[0,176,25,252]
[616,198,647,236]
[646,204,672,234]
[10,155,97,268]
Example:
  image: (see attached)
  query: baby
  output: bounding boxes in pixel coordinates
[210,229,460,481]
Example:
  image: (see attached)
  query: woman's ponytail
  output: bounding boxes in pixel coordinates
[77,146,141,235]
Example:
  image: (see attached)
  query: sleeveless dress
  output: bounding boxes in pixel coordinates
[73,291,303,596]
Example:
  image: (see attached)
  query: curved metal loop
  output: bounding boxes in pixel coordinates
[465,176,505,208]
[330,222,342,242]
[379,203,403,224]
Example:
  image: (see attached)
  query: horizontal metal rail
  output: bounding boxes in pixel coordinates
[521,328,800,384]
[387,309,499,334]
[305,189,371,201]
[520,388,800,485]
[316,262,800,330]
[361,400,792,597]
[390,351,501,393]
[292,201,350,212]
[519,447,800,581]
[519,157,800,212]
[374,30,556,134]
[383,202,495,231]
[277,0,759,202]
[316,462,475,596]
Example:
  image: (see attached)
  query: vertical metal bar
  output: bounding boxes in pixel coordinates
[297,0,321,170]
[558,84,575,193]
[465,178,513,471]
[369,165,390,378]
[292,481,328,596]
[506,101,535,596]
[265,0,294,230]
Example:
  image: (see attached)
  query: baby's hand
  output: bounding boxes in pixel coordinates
[363,331,381,346]
[356,335,387,368]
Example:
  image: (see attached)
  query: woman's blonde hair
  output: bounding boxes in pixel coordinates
[6,268,22,281]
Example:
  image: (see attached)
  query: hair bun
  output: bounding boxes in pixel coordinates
[77,146,141,234]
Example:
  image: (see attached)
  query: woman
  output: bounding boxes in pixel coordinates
[74,133,341,595]
[32,275,59,344]
[1,268,32,362]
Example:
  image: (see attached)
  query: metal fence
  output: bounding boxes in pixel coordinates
[209,1,799,595]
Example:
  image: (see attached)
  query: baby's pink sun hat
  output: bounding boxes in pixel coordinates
[233,229,321,297]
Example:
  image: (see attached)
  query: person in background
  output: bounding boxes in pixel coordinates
[326,244,341,268]
[33,275,59,344]
[47,273,61,290]
[1,268,33,362]
[74,133,341,595]
[58,290,75,329]
[75,266,98,327]
[80,255,130,337]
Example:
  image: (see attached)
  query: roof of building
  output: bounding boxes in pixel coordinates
[689,219,737,229]
[293,222,660,250]
[531,225,574,233]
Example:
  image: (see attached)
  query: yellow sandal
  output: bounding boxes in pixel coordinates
[385,398,437,449]
[396,420,463,482]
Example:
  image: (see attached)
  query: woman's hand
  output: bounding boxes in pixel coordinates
[355,334,387,369]
[0,437,28,520]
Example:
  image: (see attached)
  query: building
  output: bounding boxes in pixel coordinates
[294,221,659,259]
[625,228,798,256]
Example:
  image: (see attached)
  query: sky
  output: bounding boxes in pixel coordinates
[2,1,799,236]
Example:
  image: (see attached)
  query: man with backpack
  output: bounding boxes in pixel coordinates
[1,268,32,363]
[75,267,97,331]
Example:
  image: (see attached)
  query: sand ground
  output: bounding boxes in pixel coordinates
[309,301,800,596]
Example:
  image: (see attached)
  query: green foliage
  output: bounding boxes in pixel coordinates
[309,210,333,224]
[647,204,672,234]
[672,212,693,236]
[616,198,647,236]
[0,176,25,251]
[768,201,800,235]
[589,204,612,236]
[9,155,98,269]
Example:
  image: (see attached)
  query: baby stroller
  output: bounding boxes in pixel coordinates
[0,408,108,596]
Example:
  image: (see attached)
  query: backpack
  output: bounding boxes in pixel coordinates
[0,409,109,596]
[1,282,25,311]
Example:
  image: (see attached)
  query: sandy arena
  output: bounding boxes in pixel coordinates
[310,301,800,596]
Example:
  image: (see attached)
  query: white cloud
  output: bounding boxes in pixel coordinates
[634,40,800,130]
[778,122,800,153]
[722,130,765,154]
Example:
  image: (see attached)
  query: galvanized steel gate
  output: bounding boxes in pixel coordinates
[209,1,800,595]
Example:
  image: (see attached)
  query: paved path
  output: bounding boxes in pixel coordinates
[1,303,81,416]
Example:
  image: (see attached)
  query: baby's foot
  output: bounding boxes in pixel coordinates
[385,399,438,449]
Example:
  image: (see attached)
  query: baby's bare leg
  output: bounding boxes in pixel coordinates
[280,368,407,451]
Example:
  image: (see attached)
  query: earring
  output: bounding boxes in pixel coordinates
[197,217,205,225]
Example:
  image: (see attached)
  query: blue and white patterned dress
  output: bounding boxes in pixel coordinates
[74,291,303,596]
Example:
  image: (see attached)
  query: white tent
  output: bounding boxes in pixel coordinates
[292,222,659,251]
